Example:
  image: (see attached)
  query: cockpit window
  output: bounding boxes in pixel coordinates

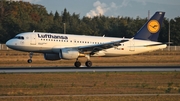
[13,36,24,40]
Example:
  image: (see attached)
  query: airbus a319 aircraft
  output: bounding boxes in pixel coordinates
[6,11,166,67]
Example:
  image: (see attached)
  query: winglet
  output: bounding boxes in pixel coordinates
[134,11,165,41]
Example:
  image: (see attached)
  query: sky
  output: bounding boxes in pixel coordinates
[11,0,180,19]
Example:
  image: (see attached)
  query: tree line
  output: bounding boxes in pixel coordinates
[0,1,180,45]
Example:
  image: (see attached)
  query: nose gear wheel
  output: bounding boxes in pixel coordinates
[27,52,33,63]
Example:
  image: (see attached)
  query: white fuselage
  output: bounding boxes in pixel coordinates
[6,32,167,57]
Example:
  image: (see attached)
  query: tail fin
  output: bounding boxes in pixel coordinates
[134,11,165,41]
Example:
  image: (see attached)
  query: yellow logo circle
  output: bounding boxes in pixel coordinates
[147,20,160,33]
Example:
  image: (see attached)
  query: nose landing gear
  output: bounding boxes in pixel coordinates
[27,52,33,63]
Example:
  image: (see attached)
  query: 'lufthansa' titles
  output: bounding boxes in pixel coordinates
[38,34,68,39]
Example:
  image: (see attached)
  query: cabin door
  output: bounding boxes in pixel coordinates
[30,33,36,45]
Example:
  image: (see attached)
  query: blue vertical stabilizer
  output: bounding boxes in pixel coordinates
[134,11,165,41]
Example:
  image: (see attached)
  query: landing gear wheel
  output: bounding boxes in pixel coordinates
[85,61,92,67]
[74,61,81,68]
[27,52,33,63]
[27,59,32,63]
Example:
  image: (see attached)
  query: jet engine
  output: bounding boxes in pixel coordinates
[44,48,79,60]
[44,53,61,60]
[59,48,79,60]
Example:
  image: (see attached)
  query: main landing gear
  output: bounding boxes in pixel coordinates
[74,55,92,68]
[27,52,33,63]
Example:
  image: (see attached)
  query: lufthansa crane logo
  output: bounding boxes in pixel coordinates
[147,20,160,33]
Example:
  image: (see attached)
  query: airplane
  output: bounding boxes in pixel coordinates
[6,11,167,68]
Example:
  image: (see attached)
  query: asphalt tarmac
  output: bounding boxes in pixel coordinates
[0,66,180,99]
[0,66,180,73]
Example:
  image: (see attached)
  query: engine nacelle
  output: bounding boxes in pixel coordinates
[44,53,61,60]
[92,51,105,56]
[59,48,79,60]
[44,48,79,60]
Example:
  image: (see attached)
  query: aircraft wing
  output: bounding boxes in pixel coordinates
[78,40,129,55]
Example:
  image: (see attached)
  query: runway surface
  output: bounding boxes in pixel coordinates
[0,94,180,98]
[0,66,180,73]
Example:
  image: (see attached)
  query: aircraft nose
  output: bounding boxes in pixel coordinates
[6,39,14,48]
[6,40,10,47]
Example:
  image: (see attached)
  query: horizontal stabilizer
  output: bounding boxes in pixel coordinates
[145,43,165,47]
